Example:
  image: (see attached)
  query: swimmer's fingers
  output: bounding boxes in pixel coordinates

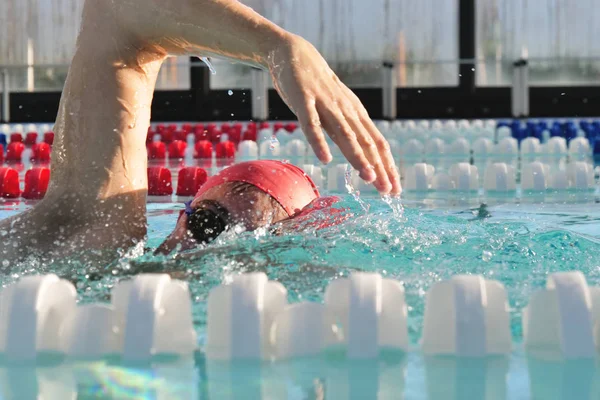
[340,86,402,195]
[317,101,383,189]
[296,100,332,164]
[365,122,402,195]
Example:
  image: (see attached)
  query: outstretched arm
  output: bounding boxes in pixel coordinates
[0,0,400,263]
[117,0,401,194]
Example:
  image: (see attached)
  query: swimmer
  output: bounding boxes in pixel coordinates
[156,160,322,254]
[0,0,401,263]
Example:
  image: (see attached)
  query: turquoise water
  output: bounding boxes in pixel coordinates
[0,196,599,398]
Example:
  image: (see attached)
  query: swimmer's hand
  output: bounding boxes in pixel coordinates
[267,35,401,196]
[115,0,400,195]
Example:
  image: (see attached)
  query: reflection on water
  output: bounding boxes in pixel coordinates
[1,198,600,398]
[0,352,598,399]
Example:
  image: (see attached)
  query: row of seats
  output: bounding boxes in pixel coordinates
[2,122,600,158]
[0,271,597,361]
[0,167,49,199]
[1,160,597,200]
[0,142,52,164]
[4,119,600,135]
[399,161,597,192]
[0,132,54,150]
[0,133,596,166]
[145,136,594,163]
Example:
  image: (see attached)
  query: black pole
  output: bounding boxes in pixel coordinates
[459,0,476,93]
[190,57,210,120]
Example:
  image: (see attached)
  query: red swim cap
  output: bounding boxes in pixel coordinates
[194,161,320,216]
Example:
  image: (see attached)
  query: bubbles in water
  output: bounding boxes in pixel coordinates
[482,250,493,262]
[201,57,216,75]
[2,260,9,268]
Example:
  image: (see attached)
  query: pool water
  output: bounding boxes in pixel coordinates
[1,195,599,399]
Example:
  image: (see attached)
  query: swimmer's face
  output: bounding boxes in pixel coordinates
[156,181,288,254]
[199,181,288,230]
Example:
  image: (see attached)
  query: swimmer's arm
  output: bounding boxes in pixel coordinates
[120,0,286,68]
[117,0,401,195]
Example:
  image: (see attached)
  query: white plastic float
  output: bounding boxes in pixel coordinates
[431,119,443,131]
[568,137,591,159]
[302,164,325,189]
[205,272,408,361]
[449,163,479,191]
[237,140,259,160]
[431,172,453,190]
[425,138,446,158]
[271,302,337,359]
[59,304,120,358]
[205,273,287,360]
[112,274,197,360]
[472,138,494,160]
[521,137,542,157]
[400,139,424,159]
[448,138,471,157]
[483,163,516,192]
[0,273,195,361]
[495,137,518,161]
[0,274,76,361]
[421,275,511,356]
[257,128,274,143]
[289,127,306,143]
[444,120,458,132]
[495,126,512,141]
[327,163,350,192]
[387,138,401,158]
[274,128,288,144]
[324,272,408,358]
[523,272,600,358]
[403,163,435,191]
[544,137,568,162]
[376,120,391,133]
[521,161,549,191]
[284,139,307,157]
[259,139,281,158]
[567,162,595,189]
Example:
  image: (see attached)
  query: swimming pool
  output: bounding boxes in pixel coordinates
[0,120,599,399]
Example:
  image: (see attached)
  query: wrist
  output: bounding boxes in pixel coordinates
[255,28,295,68]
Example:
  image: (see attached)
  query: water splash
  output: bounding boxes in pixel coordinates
[269,133,280,151]
[382,194,404,219]
[201,57,216,75]
[344,165,370,213]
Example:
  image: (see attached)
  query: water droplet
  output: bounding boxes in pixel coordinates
[2,260,9,268]
[382,194,404,219]
[482,250,493,262]
[201,57,217,74]
[228,90,233,96]
[344,165,370,212]
[269,134,279,151]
